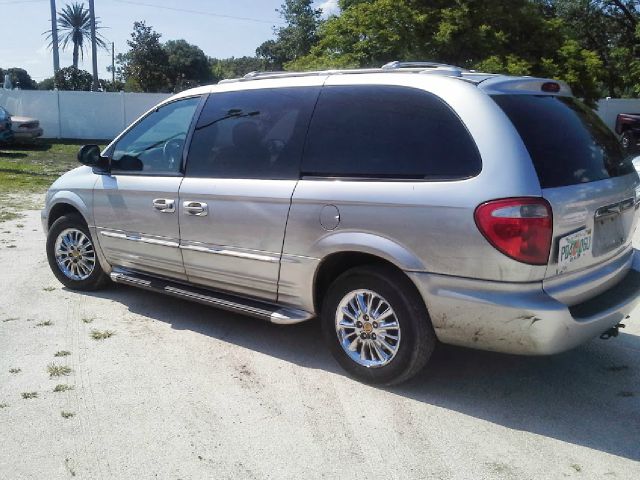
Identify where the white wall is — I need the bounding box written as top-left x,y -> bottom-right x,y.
0,89 -> 170,140
2,88 -> 640,140
596,98 -> 640,134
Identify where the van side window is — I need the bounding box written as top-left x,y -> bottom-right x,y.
111,96 -> 200,174
302,85 -> 481,179
186,87 -> 319,179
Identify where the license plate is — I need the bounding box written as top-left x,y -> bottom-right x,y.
557,228 -> 592,273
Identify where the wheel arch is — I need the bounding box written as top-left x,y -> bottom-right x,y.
46,192 -> 91,231
312,251 -> 427,316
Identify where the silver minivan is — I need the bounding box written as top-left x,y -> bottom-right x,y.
42,63 -> 640,384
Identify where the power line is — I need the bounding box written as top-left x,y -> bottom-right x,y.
112,0 -> 283,25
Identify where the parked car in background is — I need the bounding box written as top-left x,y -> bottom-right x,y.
42,63 -> 640,385
0,107 -> 12,143
0,106 -> 43,141
616,113 -> 640,154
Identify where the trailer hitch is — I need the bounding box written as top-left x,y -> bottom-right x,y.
600,322 -> 626,340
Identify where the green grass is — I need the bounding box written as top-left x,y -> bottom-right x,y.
8,368 -> 21,374
0,140 -> 100,194
21,392 -> 38,399
61,411 -> 75,419
54,350 -> 71,357
0,140 -> 106,223
36,320 -> 54,327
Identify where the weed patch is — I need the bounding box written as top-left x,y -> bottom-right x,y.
47,363 -> 72,377
91,329 -> 115,340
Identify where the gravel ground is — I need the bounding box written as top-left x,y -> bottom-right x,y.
1,207 -> 639,479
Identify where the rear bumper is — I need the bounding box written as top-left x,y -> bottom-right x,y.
408,249 -> 640,355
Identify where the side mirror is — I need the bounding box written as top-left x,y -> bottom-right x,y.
77,144 -> 108,171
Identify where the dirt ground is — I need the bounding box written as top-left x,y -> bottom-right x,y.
1,206 -> 639,479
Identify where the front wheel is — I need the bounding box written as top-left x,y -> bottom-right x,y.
46,214 -> 110,291
320,265 -> 436,385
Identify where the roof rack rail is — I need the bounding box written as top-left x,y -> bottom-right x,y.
381,61 -> 467,71
243,70 -> 288,79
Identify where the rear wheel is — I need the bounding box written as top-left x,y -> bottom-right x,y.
320,265 -> 435,385
46,214 -> 110,291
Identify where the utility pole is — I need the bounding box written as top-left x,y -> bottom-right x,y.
111,42 -> 115,85
49,0 -> 60,77
88,0 -> 99,91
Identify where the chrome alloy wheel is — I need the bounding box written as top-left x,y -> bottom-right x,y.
54,228 -> 96,281
335,289 -> 401,368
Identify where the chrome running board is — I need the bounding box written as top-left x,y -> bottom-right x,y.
110,270 -> 313,325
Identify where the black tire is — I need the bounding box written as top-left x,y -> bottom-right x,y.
46,213 -> 110,291
621,131 -> 637,154
320,265 -> 436,385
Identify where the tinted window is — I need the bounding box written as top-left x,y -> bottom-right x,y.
186,87 -> 319,179
493,95 -> 635,188
301,85 -> 481,179
111,96 -> 200,174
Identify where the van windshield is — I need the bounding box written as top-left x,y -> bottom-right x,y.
492,95 -> 635,188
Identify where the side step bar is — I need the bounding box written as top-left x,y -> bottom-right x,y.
110,270 -> 314,325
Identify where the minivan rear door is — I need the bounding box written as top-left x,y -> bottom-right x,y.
493,94 -> 640,281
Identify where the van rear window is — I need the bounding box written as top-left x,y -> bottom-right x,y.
492,95 -> 635,188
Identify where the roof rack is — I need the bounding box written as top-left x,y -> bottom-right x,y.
381,61 -> 467,71
217,61 -> 475,84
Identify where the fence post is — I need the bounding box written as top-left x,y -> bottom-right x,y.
55,89 -> 62,139
121,91 -> 126,132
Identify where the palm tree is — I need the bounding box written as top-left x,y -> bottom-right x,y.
45,2 -> 107,69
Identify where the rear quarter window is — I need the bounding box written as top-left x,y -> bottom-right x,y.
492,95 -> 635,188
302,85 -> 481,180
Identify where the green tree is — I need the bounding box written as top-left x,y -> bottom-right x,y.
256,0 -> 323,69
53,66 -> 93,90
554,0 -> 640,97
38,77 -> 57,90
117,21 -> 170,92
0,68 -> 38,89
164,40 -> 212,92
45,2 -> 108,69
209,57 -> 268,82
289,0 -> 424,69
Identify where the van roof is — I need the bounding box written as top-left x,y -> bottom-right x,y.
178,61 -> 572,98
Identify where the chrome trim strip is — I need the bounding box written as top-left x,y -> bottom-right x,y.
280,253 -> 320,264
179,243 -> 279,263
99,230 -> 179,248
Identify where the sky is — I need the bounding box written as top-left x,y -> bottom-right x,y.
0,0 -> 340,83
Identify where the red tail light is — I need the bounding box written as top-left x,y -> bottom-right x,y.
541,82 -> 560,93
474,198 -> 553,265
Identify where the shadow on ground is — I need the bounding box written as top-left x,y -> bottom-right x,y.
82,283 -> 640,461
0,141 -> 52,152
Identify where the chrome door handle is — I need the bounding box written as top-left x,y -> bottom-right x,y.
152,198 -> 175,212
183,201 -> 208,216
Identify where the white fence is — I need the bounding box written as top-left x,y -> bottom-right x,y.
596,98 -> 640,133
0,89 -> 170,140
1,89 -> 640,141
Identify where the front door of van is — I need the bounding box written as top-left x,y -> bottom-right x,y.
179,85 -> 321,301
93,96 -> 201,280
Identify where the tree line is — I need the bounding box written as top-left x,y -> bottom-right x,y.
3,0 -> 639,106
